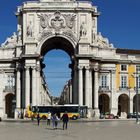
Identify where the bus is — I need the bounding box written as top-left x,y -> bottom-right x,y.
29,104 -> 87,120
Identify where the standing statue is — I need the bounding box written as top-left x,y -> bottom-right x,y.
80,22 -> 87,37
27,21 -> 33,37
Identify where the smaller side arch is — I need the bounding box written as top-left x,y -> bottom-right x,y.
99,94 -> 110,114
5,93 -> 15,118
133,94 -> 140,113
118,94 -> 129,117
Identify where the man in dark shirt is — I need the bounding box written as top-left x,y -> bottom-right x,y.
61,111 -> 69,130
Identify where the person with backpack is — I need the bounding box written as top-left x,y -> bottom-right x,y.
61,111 -> 69,130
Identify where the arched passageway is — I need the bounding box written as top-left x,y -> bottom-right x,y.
133,94 -> 140,113
40,36 -> 76,101
5,93 -> 15,118
118,94 -> 129,116
99,94 -> 109,114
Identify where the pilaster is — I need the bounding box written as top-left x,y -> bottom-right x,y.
25,66 -> 30,108
78,66 -> 83,106
32,66 -> 37,106
93,65 -> 100,118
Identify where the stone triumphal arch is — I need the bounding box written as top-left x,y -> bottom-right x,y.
1,0 -> 139,119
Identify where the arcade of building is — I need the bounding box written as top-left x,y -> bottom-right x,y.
0,0 -> 140,119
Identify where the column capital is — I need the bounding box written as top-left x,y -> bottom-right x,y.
36,65 -> 41,72
15,67 -> 21,72
111,69 -> 116,74
31,66 -> 36,70
94,67 -> 99,72
24,66 -> 30,70
85,66 -> 90,70
78,66 -> 84,70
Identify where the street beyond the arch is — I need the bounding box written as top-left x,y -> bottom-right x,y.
0,120 -> 140,140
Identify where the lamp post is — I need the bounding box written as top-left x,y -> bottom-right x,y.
136,75 -> 139,124
132,73 -> 139,124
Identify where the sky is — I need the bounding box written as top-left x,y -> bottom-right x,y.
0,0 -> 140,97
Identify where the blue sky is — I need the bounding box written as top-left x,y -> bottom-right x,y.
0,0 -> 140,96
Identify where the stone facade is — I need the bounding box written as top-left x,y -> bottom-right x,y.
0,0 -> 140,119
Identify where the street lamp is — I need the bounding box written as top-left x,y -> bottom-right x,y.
132,74 -> 139,124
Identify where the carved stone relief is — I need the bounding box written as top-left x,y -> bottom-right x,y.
92,32 -> 114,48
37,11 -> 76,41
37,13 -> 48,29
1,32 -> 18,48
49,11 -> 65,30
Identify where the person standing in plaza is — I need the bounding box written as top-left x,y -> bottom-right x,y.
47,111 -> 51,126
61,111 -> 69,130
37,113 -> 40,126
51,113 -> 59,129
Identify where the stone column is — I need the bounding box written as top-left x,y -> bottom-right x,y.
16,68 -> 21,109
89,69 -> 93,108
73,66 -> 78,104
25,66 -> 30,108
78,66 -> 83,106
130,98 -> 133,113
85,66 -> 93,118
85,66 -> 90,107
15,68 -> 21,119
93,68 -> 100,117
110,70 -> 117,115
129,89 -> 133,113
32,66 -> 37,106
36,66 -> 40,105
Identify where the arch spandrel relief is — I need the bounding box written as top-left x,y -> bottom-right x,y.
37,11 -> 77,42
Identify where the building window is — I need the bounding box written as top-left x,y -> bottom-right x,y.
121,75 -> 127,88
121,64 -> 127,71
7,75 -> 15,87
100,75 -> 107,87
138,75 -> 140,88
136,66 -> 140,88
136,65 -> 140,73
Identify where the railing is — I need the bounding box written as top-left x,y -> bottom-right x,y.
134,87 -> 140,91
3,86 -> 15,92
119,87 -> 129,90
99,86 -> 110,92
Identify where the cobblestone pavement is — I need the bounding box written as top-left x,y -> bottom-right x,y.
0,120 -> 140,140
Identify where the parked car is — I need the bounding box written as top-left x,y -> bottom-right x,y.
127,112 -> 140,118
104,112 -> 119,119
100,112 -> 118,119
100,113 -> 105,119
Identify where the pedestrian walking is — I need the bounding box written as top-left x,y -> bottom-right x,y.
47,111 -> 51,126
61,111 -> 69,130
51,113 -> 59,129
37,113 -> 40,126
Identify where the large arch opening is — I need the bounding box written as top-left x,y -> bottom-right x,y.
40,36 -> 75,101
5,93 -> 15,118
118,94 -> 129,116
99,94 -> 109,114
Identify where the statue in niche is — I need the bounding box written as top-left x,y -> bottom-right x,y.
27,21 -> 33,37
80,22 -> 87,37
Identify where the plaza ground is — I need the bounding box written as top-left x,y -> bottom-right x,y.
0,120 -> 140,140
